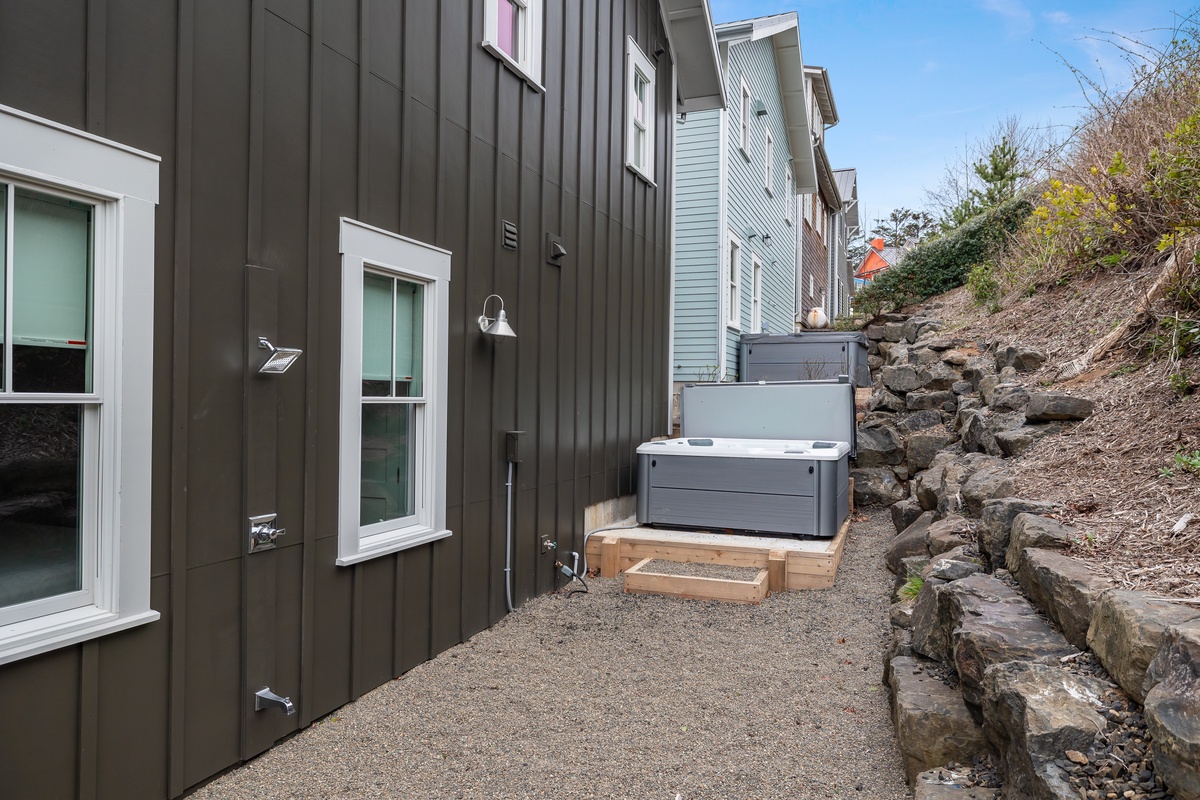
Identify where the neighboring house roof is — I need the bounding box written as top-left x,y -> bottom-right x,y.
714,12 -> 817,194
854,238 -> 908,281
803,65 -> 838,126
661,0 -> 725,112
833,168 -> 859,233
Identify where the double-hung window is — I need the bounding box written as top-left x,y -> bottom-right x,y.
338,219 -> 450,566
483,0 -> 544,89
726,233 -> 741,329
625,37 -> 656,183
0,104 -> 159,666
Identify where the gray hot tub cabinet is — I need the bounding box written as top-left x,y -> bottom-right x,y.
636,439 -> 850,538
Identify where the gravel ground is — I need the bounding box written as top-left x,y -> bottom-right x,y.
190,509 -> 908,800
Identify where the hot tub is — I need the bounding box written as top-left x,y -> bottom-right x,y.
635,438 -> 850,538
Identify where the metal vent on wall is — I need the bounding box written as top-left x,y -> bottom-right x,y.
502,220 -> 518,250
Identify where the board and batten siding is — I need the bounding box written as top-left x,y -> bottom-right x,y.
671,107 -> 722,382
722,36 -> 797,378
0,1 -> 674,798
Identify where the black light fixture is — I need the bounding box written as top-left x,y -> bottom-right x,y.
762,233 -> 772,245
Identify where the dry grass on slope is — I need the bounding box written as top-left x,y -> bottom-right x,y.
924,263 -> 1200,599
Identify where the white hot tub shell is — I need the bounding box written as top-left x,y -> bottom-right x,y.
635,438 -> 850,538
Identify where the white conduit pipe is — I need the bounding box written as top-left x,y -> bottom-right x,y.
504,459 -> 515,613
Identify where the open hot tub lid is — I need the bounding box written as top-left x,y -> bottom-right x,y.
679,380 -> 858,458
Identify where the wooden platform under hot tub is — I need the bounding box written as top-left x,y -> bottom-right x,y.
584,516 -> 850,602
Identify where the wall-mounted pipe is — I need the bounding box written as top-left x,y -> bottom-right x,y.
504,459 -> 515,613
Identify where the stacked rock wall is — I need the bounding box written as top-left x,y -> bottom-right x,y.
858,313 -> 1197,800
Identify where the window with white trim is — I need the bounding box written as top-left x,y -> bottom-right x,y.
751,255 -> 763,333
0,104 -> 159,666
764,131 -> 774,194
786,168 -> 794,224
338,219 -> 451,566
739,79 -> 751,153
726,233 -> 741,329
625,37 -> 656,183
483,0 -> 544,88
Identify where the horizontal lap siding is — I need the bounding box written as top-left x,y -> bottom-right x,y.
724,37 -> 797,378
0,0 -> 674,797
672,107 -> 720,381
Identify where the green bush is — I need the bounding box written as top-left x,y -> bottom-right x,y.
853,196 -> 1033,315
967,262 -> 1001,311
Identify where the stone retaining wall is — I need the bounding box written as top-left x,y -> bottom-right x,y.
858,312 -> 1198,800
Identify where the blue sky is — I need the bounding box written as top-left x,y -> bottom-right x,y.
708,0 -> 1194,234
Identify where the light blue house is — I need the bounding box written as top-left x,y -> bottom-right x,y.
671,12 -> 818,397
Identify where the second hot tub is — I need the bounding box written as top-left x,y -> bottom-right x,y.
635,438 -> 850,538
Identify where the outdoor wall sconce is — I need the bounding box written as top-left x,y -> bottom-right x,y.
752,99 -> 768,117
257,337 -> 303,374
761,233 -> 772,245
478,294 -> 517,338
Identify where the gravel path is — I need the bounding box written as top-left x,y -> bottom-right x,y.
191,509 -> 908,800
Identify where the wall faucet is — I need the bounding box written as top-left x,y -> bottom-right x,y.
254,687 -> 296,716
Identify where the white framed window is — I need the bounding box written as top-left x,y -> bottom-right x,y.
764,131 -> 774,194
726,232 -> 741,329
739,79 -> 751,154
625,37 -> 656,183
786,168 -> 794,224
482,0 -> 544,90
0,104 -> 159,666
338,218 -> 451,566
751,255 -> 763,333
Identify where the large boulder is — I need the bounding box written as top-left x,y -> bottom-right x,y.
907,391 -> 958,412
994,344 -> 1047,373
986,383 -> 1031,412
858,422 -> 906,467
883,364 -> 923,393
921,362 -> 962,392
945,574 -> 1079,707
1144,622 -> 1200,800
904,316 -> 943,343
869,387 -> 907,413
978,498 -> 1057,571
851,467 -> 907,506
1005,513 -> 1073,577
911,578 -> 953,663
961,357 -> 997,391
891,497 -> 925,534
960,468 -> 1015,516
886,512 -> 937,575
1025,392 -> 1095,422
907,429 -> 954,471
927,514 -> 974,556
922,546 -> 984,582
889,655 -> 991,785
1087,589 -> 1200,702
982,661 -> 1108,800
959,411 -> 997,455
1015,548 -> 1113,649
897,409 -> 948,434
994,427 -> 1036,458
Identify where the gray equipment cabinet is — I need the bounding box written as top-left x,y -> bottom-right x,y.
740,331 -> 871,386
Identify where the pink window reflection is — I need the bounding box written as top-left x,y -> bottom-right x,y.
498,0 -> 519,60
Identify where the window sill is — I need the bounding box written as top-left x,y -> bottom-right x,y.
764,187 -> 773,198
726,322 -> 742,332
0,606 -> 160,667
337,527 -> 453,566
738,147 -> 751,163
481,42 -> 546,93
626,162 -> 657,187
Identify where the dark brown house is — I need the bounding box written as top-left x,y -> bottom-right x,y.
0,2 -> 722,797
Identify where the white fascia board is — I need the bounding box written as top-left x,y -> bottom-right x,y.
772,30 -> 817,194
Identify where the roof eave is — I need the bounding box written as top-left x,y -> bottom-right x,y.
660,0 -> 726,112
803,65 -> 838,127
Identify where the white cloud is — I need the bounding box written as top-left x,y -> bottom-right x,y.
922,60 -> 939,73
1043,10 -> 1072,24
977,0 -> 1034,35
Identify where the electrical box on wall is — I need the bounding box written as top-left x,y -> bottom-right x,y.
505,430 -> 526,463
